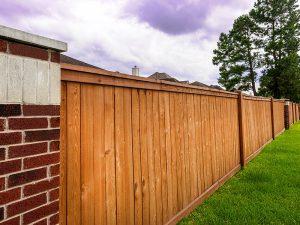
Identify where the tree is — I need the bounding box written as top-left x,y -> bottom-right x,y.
251,0 -> 300,101
213,15 -> 261,95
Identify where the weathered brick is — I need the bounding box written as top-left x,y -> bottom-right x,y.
23,105 -> 60,116
0,177 -> 4,191
0,148 -> 5,161
33,219 -> 47,225
0,207 -> 3,221
50,117 -> 60,128
50,164 -> 59,177
23,201 -> 59,224
0,159 -> 21,176
50,141 -> 60,152
0,40 -> 7,52
24,177 -> 59,197
7,193 -> 47,217
25,129 -> 60,142
0,132 -> 22,145
0,216 -> 20,225
50,52 -> 60,63
49,188 -> 59,202
8,142 -> 47,159
0,119 -> 5,131
24,153 -> 59,169
0,188 -> 21,205
8,168 -> 47,188
9,118 -> 48,130
0,104 -> 21,117
9,42 -> 49,61
50,213 -> 59,225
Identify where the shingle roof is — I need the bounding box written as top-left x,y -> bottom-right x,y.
148,72 -> 178,81
190,81 -> 209,88
60,54 -> 100,69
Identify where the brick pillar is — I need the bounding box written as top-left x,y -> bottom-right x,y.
0,25 -> 67,225
284,101 -> 290,130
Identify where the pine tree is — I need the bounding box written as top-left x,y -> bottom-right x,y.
213,15 -> 261,95
251,0 -> 300,101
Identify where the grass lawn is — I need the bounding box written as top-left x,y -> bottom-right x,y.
179,122 -> 300,225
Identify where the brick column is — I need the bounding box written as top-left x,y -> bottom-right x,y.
0,25 -> 67,225
284,101 -> 290,130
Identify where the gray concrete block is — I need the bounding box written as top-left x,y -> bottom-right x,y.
7,56 -> 22,103
23,58 -> 37,104
49,63 -> 60,104
37,61 -> 49,104
0,53 -> 7,102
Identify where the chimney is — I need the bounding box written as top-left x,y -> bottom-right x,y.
132,65 -> 139,76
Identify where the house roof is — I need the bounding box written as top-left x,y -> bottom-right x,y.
190,81 -> 210,88
60,54 -> 100,69
148,72 -> 178,81
210,85 -> 224,90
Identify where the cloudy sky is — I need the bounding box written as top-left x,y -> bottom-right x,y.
0,0 -> 255,85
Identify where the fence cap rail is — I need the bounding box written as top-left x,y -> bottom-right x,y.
61,63 -> 239,98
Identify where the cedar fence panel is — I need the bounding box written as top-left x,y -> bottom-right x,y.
273,100 -> 285,136
60,64 -> 299,225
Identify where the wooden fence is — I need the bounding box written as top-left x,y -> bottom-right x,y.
59,64 -> 299,225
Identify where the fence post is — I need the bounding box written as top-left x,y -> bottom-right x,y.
238,91 -> 246,167
271,97 -> 275,139
284,101 -> 290,130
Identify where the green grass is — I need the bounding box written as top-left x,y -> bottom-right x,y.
179,122 -> 300,225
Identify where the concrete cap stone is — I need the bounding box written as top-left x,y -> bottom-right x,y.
0,25 -> 67,52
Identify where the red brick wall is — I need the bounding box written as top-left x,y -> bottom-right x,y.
0,104 -> 60,225
0,39 -> 60,63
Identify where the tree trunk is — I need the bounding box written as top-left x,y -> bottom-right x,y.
247,46 -> 257,96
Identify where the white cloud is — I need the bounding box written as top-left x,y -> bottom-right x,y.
0,0 -> 255,85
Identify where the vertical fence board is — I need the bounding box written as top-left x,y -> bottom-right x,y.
153,91 -> 163,225
158,92 -> 168,224
124,88 -> 135,225
115,87 -> 126,225
132,89 -> 143,225
139,90 -> 150,225
104,86 -> 117,225
93,85 -> 106,225
66,82 -> 81,225
59,81 -> 67,225
81,84 -> 95,225
170,93 -> 178,215
146,90 -> 157,225
164,92 -> 173,220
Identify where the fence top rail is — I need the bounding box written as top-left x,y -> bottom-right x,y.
273,99 -> 286,103
61,63 -> 239,98
244,95 -> 272,102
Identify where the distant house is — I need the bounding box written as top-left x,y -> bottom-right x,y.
60,54 -> 100,69
209,85 -> 224,91
149,72 -> 224,91
148,72 -> 179,82
190,81 -> 210,88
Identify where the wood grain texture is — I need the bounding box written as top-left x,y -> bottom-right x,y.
59,81 -> 67,225
61,67 -> 293,225
66,82 -> 81,225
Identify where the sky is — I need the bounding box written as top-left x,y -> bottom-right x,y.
0,0 -> 255,85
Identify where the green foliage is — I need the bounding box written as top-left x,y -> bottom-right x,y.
213,15 -> 261,95
251,0 -> 300,101
180,122 -> 300,224
214,0 -> 300,102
